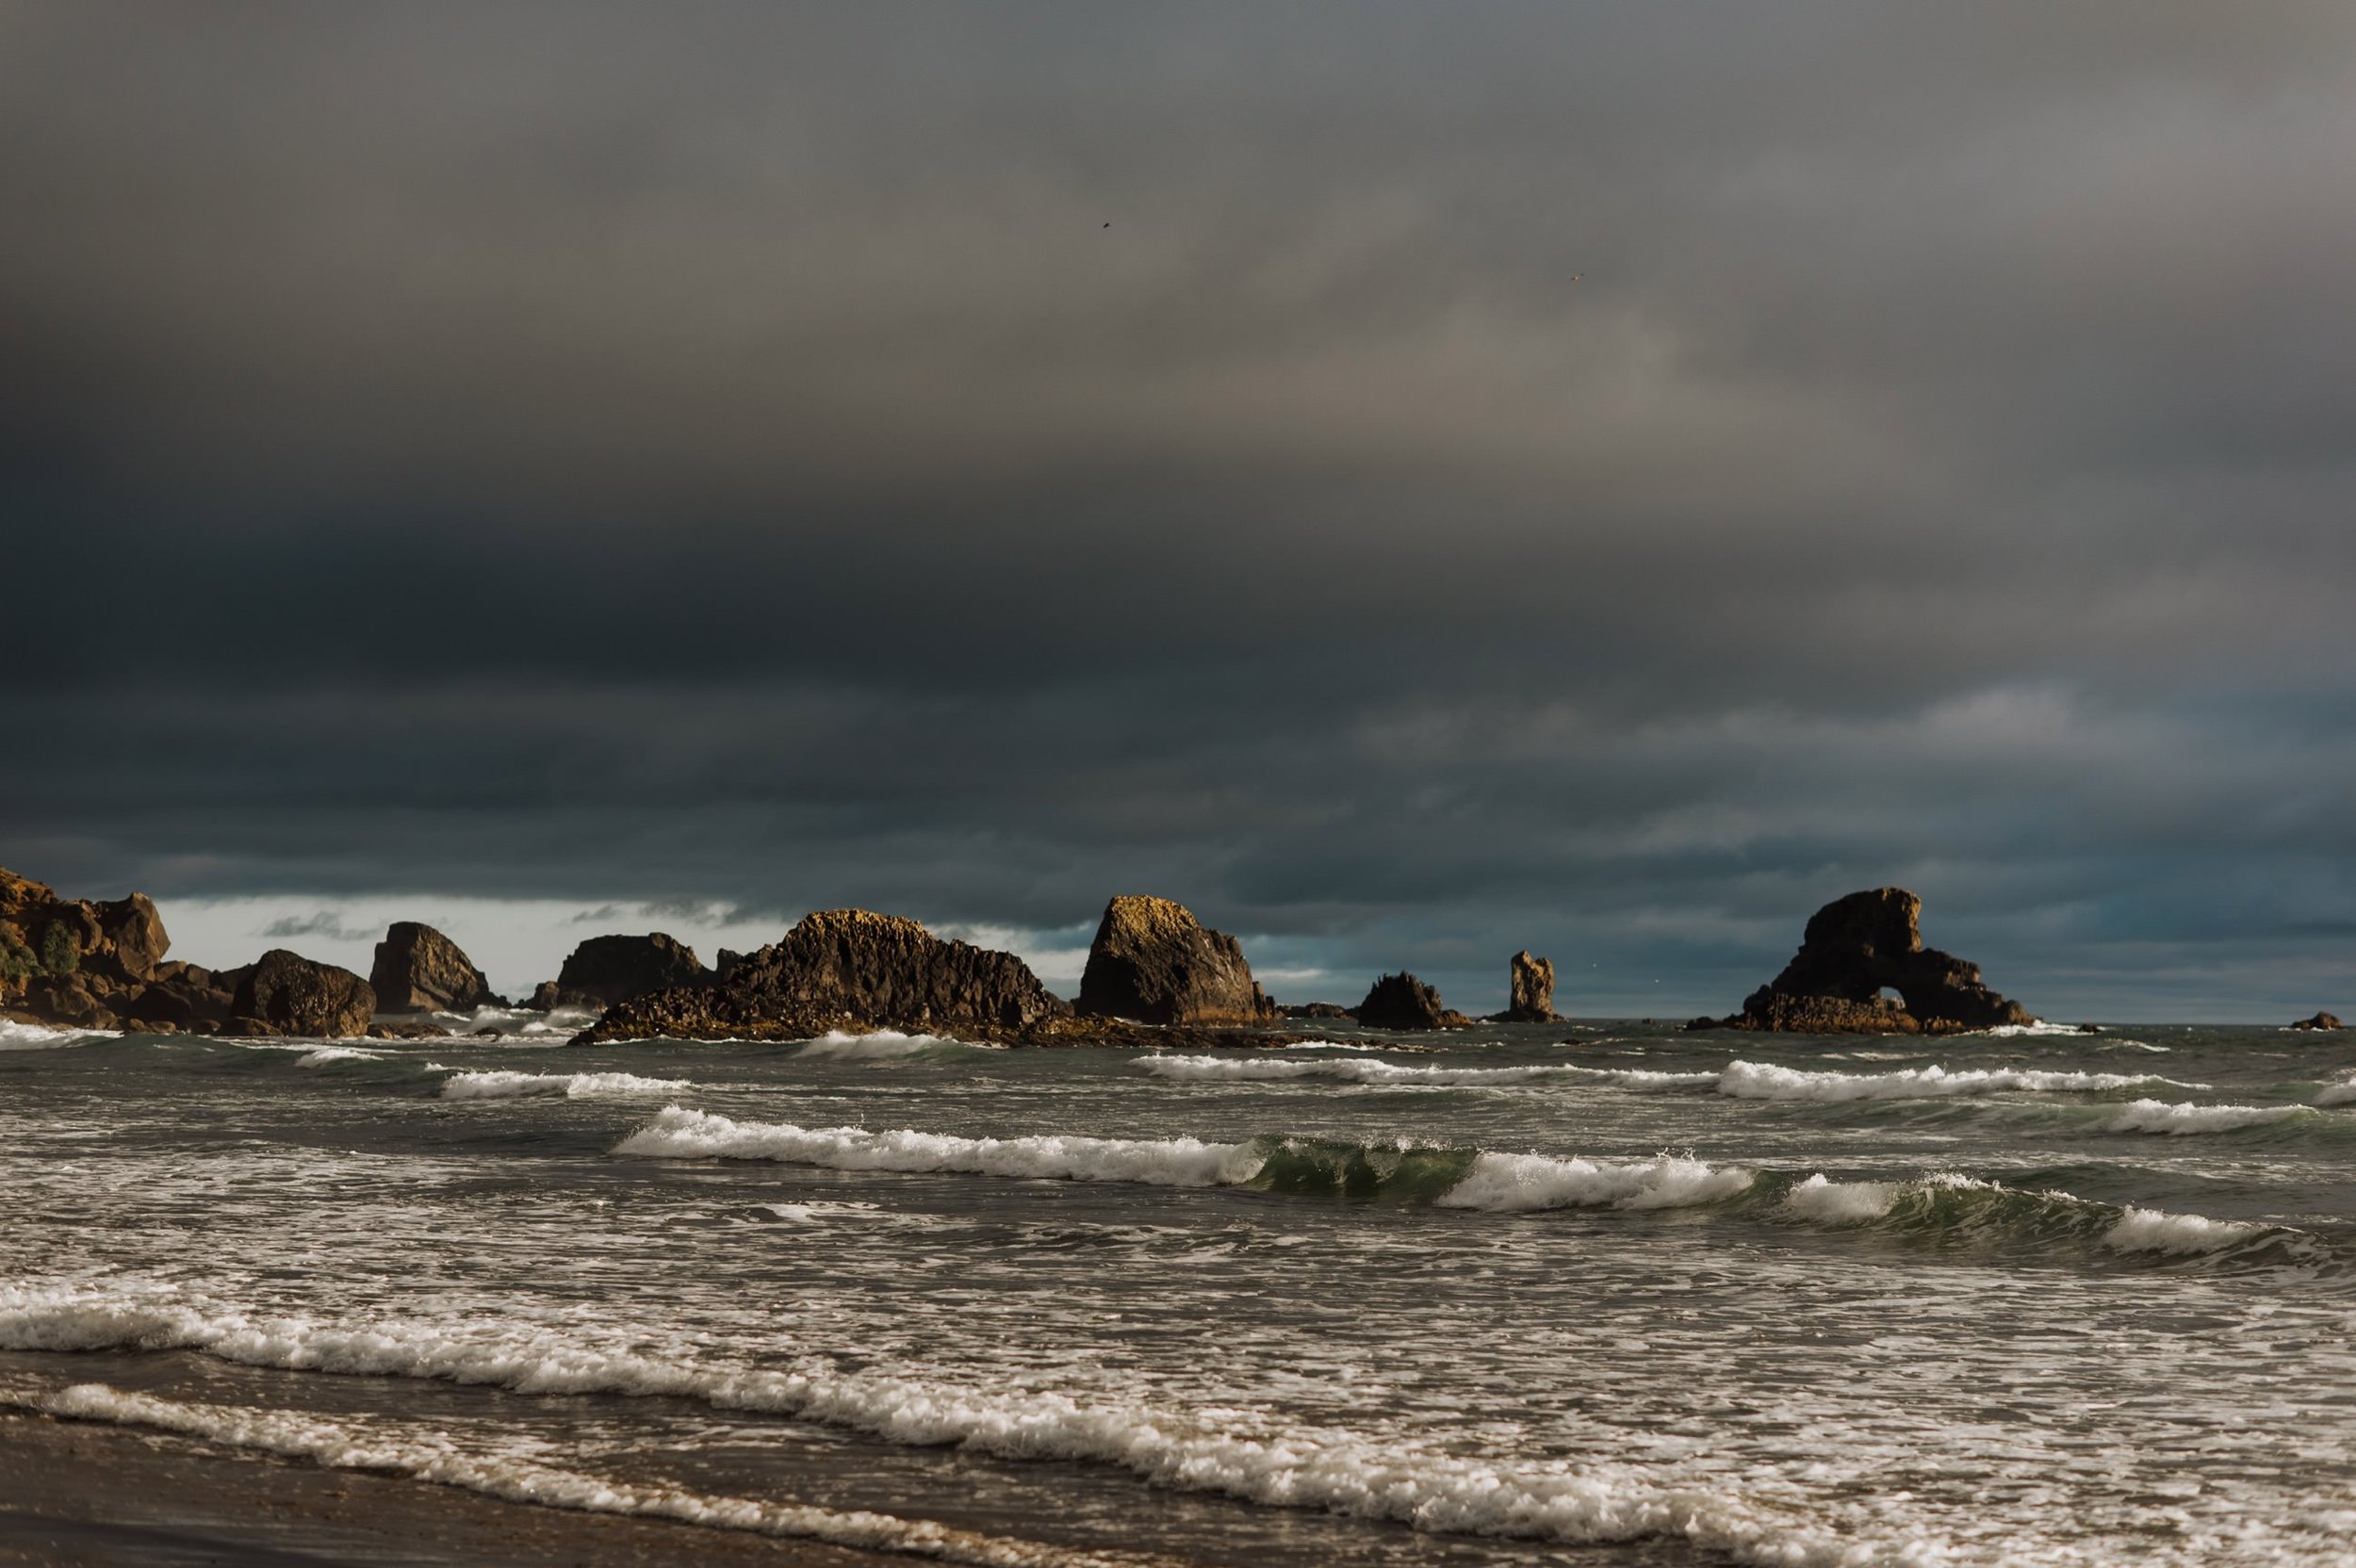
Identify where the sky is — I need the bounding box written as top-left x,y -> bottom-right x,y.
5,4 -> 2354,1018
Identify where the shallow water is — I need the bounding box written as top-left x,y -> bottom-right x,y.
6,1019 -> 2356,1564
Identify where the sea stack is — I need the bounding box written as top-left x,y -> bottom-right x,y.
1355,971 -> 1466,1031
2290,1012 -> 2345,1031
369,922 -> 503,1013
530,932 -> 708,1010
1491,951 -> 1562,1022
1697,888 -> 2032,1035
221,950 -> 377,1037
1076,895 -> 1275,1025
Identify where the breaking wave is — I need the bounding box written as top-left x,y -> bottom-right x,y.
1137,1055 -> 1714,1091
294,1046 -> 380,1068
1771,1172 -> 2306,1264
0,1019 -> 118,1051
1720,1060 -> 2192,1102
441,1070 -> 692,1101
0,1283 -> 1920,1566
2098,1100 -> 2308,1135
614,1109 -> 1752,1212
793,1029 -> 986,1060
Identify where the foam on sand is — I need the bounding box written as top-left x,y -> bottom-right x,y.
441,1070 -> 692,1101
1719,1060 -> 2192,1102
0,1284 -> 1938,1566
10,1381 -> 1158,1568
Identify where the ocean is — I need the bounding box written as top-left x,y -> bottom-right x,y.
4,1015 -> 2353,1565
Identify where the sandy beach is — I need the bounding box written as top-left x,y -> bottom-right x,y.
0,1410 -> 907,1568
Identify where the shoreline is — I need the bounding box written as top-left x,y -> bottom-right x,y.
0,1408 -> 940,1568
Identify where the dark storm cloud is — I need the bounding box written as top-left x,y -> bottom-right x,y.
5,3 -> 2354,1015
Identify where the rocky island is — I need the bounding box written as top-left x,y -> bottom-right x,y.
1691,888 -> 2035,1034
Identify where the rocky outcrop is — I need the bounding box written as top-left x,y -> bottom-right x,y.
538,933 -> 708,1010
1354,972 -> 1470,1031
368,922 -> 503,1013
579,909 -> 1064,1042
575,907 -> 1301,1048
220,950 -> 376,1037
1693,888 -> 2033,1035
1489,951 -> 1562,1022
1279,1002 -> 1354,1021
1,867 -> 183,1030
2291,1012 -> 2345,1031
1076,895 -> 1274,1025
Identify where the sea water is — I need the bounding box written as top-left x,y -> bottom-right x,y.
5,1017 -> 2355,1564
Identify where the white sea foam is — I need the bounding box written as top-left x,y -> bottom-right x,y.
615,1108 -> 1260,1186
1982,1021 -> 2091,1037
2102,1206 -> 2268,1256
1437,1152 -> 1754,1211
0,1284 -> 1930,1567
794,1029 -> 972,1059
1780,1173 -> 1901,1224
441,1070 -> 692,1101
2099,1100 -> 2305,1135
294,1046 -> 380,1067
1139,1055 -> 1714,1091
16,1381 -> 1145,1568
0,1019 -> 119,1050
2314,1080 -> 2356,1107
1719,1060 -> 2190,1102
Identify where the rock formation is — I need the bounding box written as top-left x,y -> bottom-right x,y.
1693,888 -> 2034,1035
1279,1002 -> 1353,1021
533,933 -> 708,1010
2291,1012 -> 2345,1031
220,949 -> 376,1037
1354,972 -> 1469,1031
1489,951 -> 1562,1022
1076,895 -> 1274,1025
1,866 -> 188,1030
368,922 -> 503,1013
576,907 -> 1301,1048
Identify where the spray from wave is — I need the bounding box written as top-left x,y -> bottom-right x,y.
1720,1060 -> 2194,1102
1138,1055 -> 1714,1091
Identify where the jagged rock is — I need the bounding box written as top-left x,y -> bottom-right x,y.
0,867 -> 176,1028
576,908 -> 1301,1048
2291,1012 -> 2345,1031
581,909 -> 1064,1041
1279,1002 -> 1354,1021
1354,972 -> 1469,1031
368,922 -> 503,1013
543,933 -> 707,1009
1698,889 -> 2033,1035
1489,951 -> 1562,1022
1077,895 -> 1274,1025
221,950 -> 376,1037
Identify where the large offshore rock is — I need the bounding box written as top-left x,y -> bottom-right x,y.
544,933 -> 708,1009
222,950 -> 377,1037
1354,972 -> 1468,1031
581,909 -> 1068,1042
1076,895 -> 1274,1025
1699,889 -> 2034,1035
1490,951 -> 1562,1022
369,922 -> 503,1013
2290,1012 -> 2345,1031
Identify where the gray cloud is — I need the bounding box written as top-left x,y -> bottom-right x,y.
4,4 -> 2353,1016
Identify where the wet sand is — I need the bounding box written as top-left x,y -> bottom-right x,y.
0,1411 -> 904,1568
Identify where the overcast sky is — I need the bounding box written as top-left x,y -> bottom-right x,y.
6,4 -> 2353,1017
